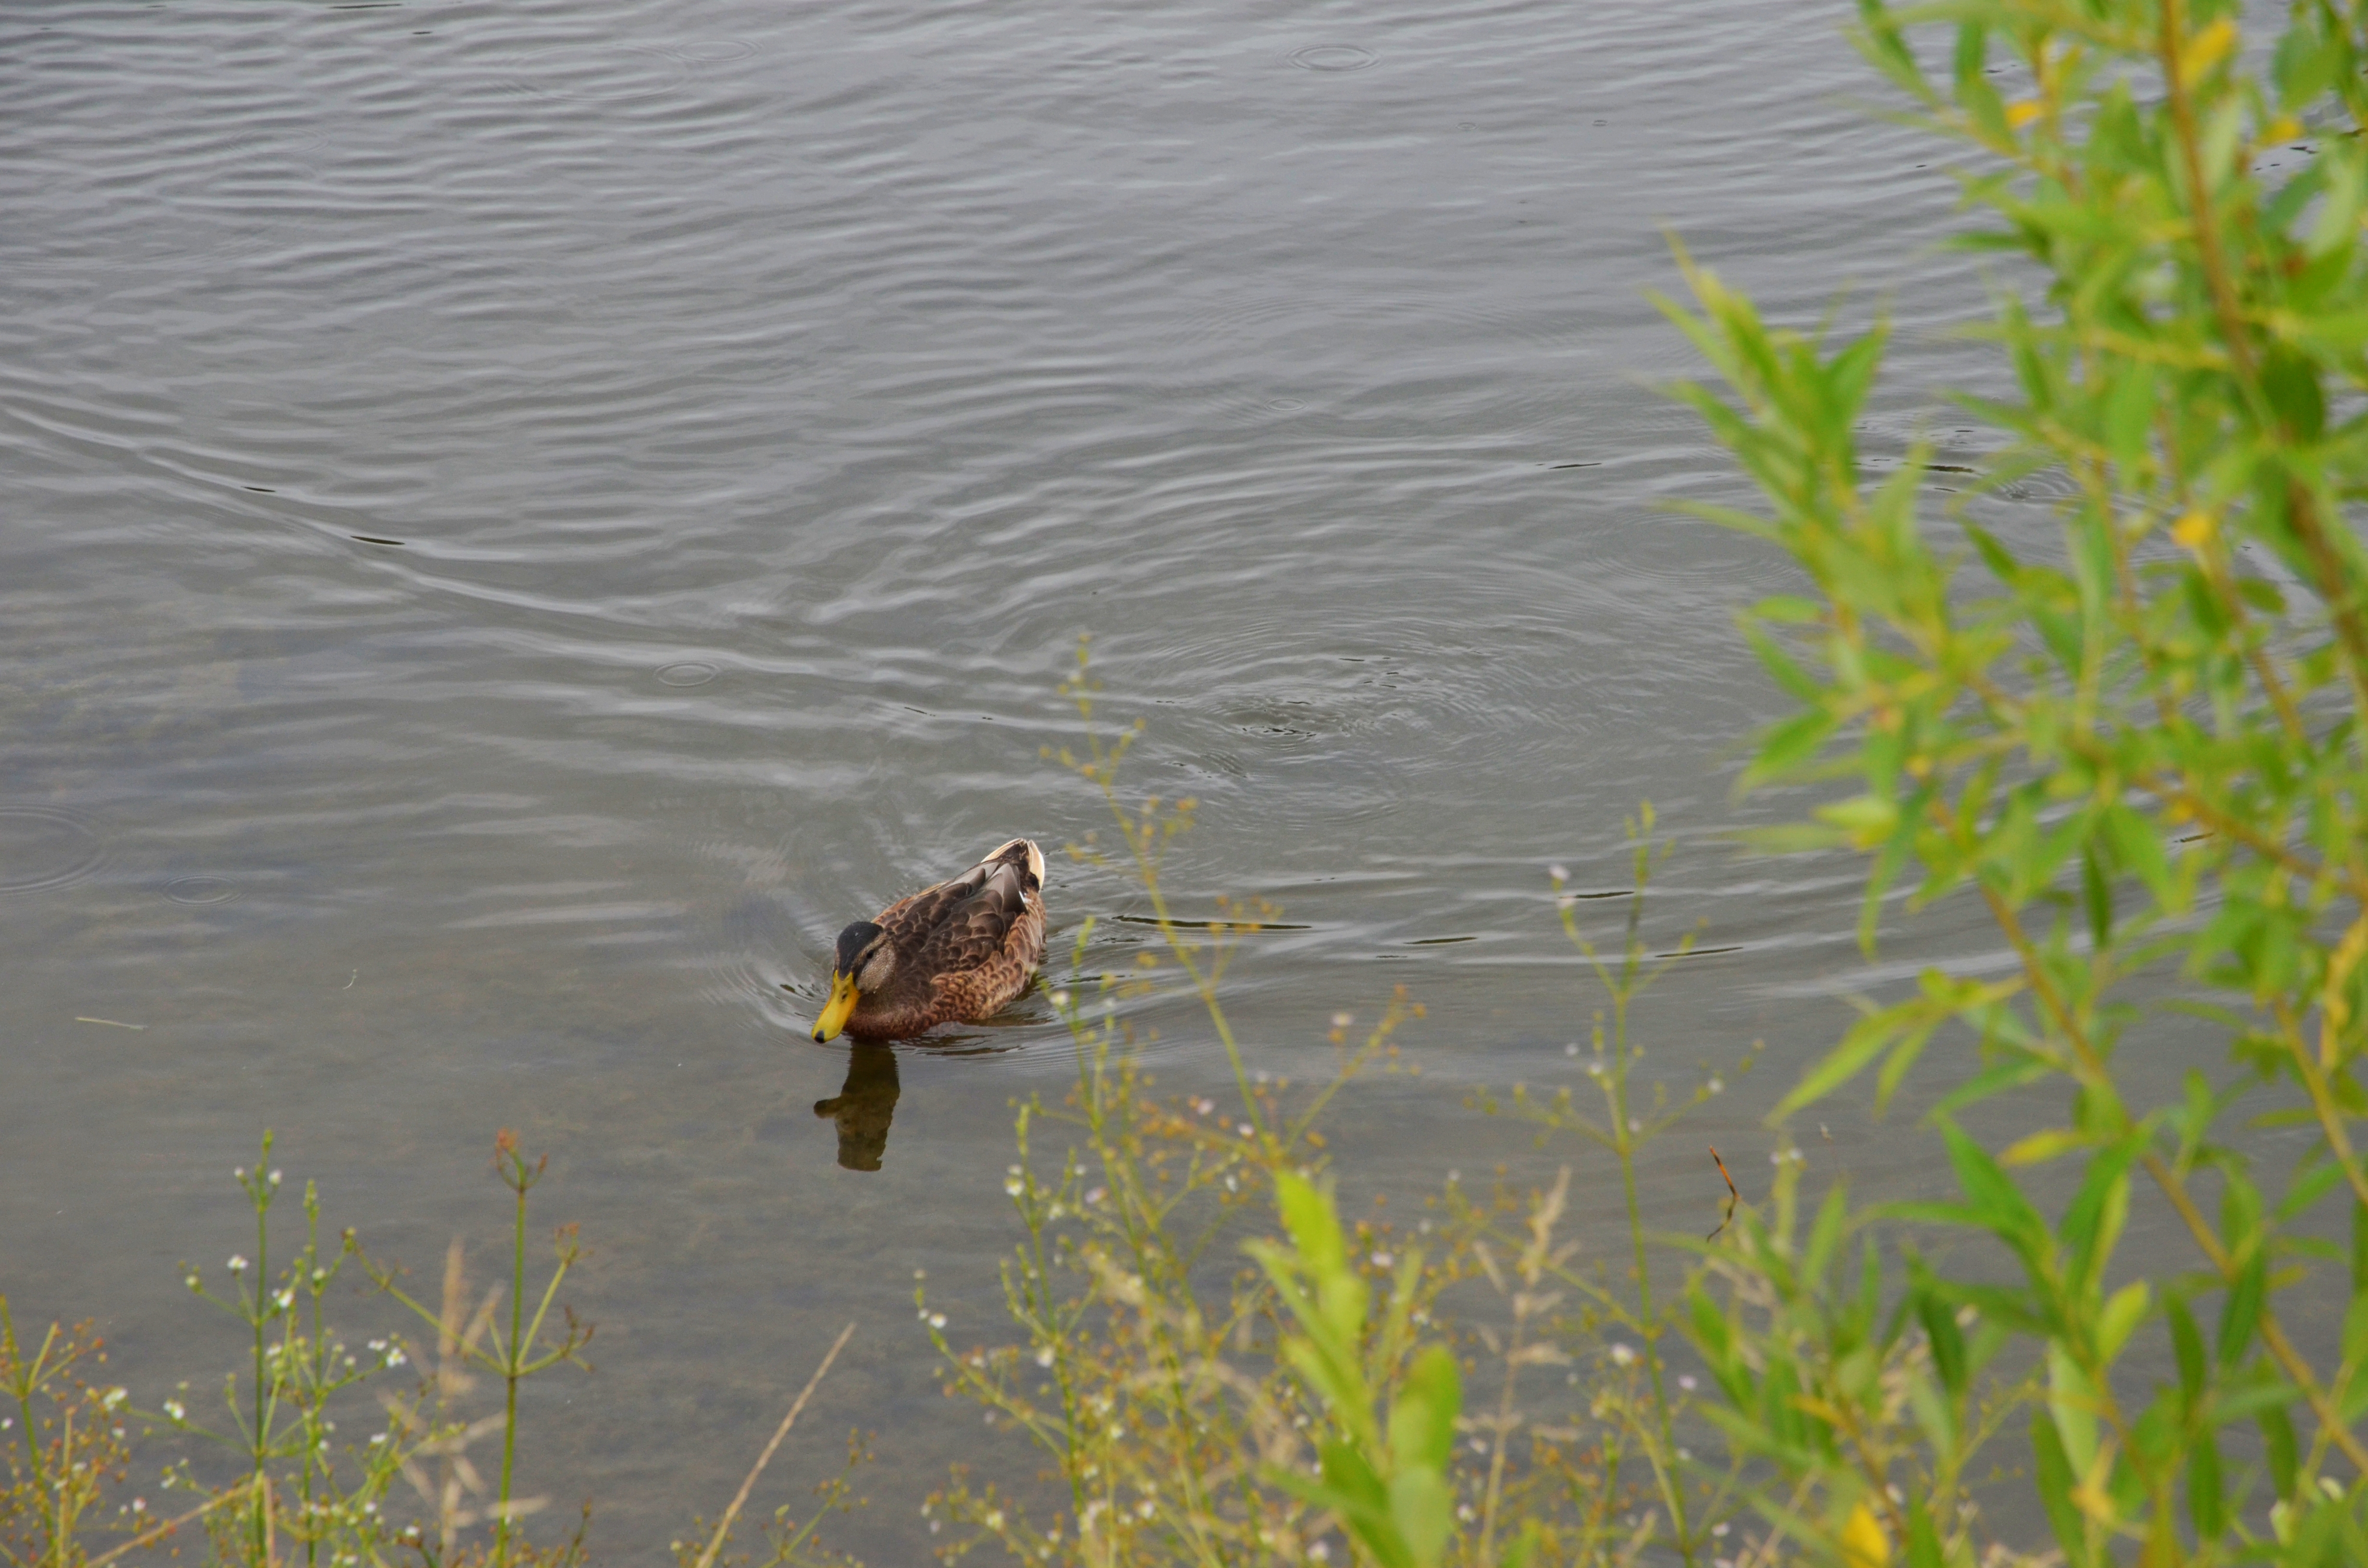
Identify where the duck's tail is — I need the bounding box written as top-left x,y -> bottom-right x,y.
981,837 -> 1045,886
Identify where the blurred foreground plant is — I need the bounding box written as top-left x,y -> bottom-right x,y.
1,1304 -> 142,1568
1468,811 -> 1760,1568
929,650 -> 1735,1567
3,1134 -> 863,1568
360,1131 -> 590,1568
1661,0 -> 2368,1561
155,1134 -> 421,1568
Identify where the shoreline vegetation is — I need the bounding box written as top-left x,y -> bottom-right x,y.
10,0 -> 2368,1562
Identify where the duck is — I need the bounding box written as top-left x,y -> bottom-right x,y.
808,838 -> 1047,1041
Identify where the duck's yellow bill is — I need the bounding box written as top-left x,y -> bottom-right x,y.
812,972 -> 861,1042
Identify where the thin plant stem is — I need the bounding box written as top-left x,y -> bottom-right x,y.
497,1162 -> 527,1564
83,1489 -> 244,1568
693,1323 -> 855,1568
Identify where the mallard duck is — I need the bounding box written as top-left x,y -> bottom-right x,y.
809,838 -> 1046,1041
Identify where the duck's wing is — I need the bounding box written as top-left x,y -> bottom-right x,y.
878,840 -> 1044,979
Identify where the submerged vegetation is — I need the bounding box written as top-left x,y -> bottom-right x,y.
10,0 -> 2368,1564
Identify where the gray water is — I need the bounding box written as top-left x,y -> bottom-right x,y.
2,0 -> 2146,1556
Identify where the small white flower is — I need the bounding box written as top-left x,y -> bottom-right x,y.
226,1255 -> 248,1273
132,1498 -> 146,1513
162,1400 -> 185,1422
1628,1116 -> 1642,1133
1565,1042 -> 1579,1056
1707,1076 -> 1723,1093
269,1170 -> 283,1187
234,1168 -> 246,1181
1548,864 -> 1569,882
1446,1169 -> 1459,1184
1679,1375 -> 1697,1391
185,1274 -> 200,1290
1237,1123 -> 1254,1138
1035,1347 -> 1054,1368
382,1347 -> 406,1368
1136,1500 -> 1155,1519
103,1387 -> 127,1410
1331,1012 -> 1354,1029
1713,1524 -> 1730,1538
984,1510 -> 1004,1531
929,1312 -> 947,1329
1310,1544 -> 1330,1562
1587,1059 -> 1606,1077
1004,1177 -> 1023,1197
1051,991 -> 1071,1009
1609,1343 -> 1637,1367
1457,1504 -> 1478,1522
1085,1187 -> 1106,1204
1370,1252 -> 1394,1269
272,1289 -> 295,1311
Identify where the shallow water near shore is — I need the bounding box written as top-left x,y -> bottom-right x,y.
0,0 -> 2195,1555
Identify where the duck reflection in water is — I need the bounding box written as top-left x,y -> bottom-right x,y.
814,1042 -> 900,1172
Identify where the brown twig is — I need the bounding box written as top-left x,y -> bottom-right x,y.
1706,1147 -> 1739,1241
693,1323 -> 856,1568
84,1489 -> 246,1568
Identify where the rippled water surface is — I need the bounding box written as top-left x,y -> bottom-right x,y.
4,0 -> 2111,1553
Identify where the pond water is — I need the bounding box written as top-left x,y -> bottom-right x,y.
2,0 -> 2150,1556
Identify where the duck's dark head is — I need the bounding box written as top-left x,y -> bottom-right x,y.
813,921 -> 893,1041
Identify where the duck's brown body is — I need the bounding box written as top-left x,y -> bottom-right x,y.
824,838 -> 1046,1041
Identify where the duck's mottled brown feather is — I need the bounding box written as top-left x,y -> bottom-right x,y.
846,838 -> 1045,1039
